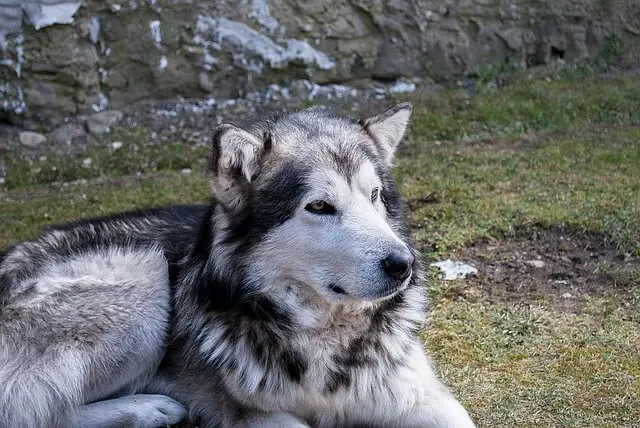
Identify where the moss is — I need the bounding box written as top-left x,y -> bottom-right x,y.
599,33 -> 628,66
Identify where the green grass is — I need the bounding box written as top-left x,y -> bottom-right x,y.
2,73 -> 639,427
424,298 -> 640,427
398,126 -> 640,256
599,33 -> 629,67
3,126 -> 209,189
0,172 -> 210,246
400,76 -> 640,142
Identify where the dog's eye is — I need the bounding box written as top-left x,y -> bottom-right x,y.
370,188 -> 380,202
305,200 -> 336,215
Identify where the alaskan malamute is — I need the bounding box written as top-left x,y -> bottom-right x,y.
0,103 -> 475,427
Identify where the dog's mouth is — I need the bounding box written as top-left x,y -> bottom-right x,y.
373,282 -> 408,301
327,275 -> 411,301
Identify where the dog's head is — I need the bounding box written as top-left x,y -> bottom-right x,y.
208,103 -> 418,303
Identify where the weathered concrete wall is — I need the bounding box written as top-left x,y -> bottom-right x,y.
2,0 -> 639,129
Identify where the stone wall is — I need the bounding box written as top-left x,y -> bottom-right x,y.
2,0 -> 639,130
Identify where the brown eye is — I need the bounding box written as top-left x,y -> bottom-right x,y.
305,200 -> 336,215
371,188 -> 380,202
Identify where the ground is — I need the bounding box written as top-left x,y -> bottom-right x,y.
1,69 -> 639,427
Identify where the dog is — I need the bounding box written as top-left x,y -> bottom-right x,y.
0,103 -> 476,428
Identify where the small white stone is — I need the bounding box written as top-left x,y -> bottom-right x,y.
180,168 -> 192,175
82,158 -> 92,168
158,55 -> 168,70
431,260 -> 478,281
525,259 -> 545,268
111,141 -> 123,150
554,280 -> 568,286
389,81 -> 416,94
86,110 -> 122,135
561,292 -> 573,299
20,131 -> 47,148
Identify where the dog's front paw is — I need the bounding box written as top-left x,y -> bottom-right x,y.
66,394 -> 187,428
407,400 -> 476,428
132,394 -> 188,427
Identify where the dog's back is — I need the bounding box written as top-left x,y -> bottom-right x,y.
0,205 -> 206,427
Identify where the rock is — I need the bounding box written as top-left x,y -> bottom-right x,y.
287,80 -> 312,100
198,72 -> 215,93
2,0 -> 639,132
431,260 -> 478,281
561,292 -> 574,299
19,131 -> 47,149
388,80 -> 416,94
111,141 -> 123,150
497,28 -> 537,52
24,82 -> 59,108
48,123 -> 86,145
82,157 -> 92,168
525,259 -> 546,268
86,110 -> 123,135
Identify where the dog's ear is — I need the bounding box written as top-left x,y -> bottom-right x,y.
360,102 -> 412,167
210,124 -> 271,211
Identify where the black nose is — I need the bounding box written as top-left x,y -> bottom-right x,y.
382,249 -> 414,282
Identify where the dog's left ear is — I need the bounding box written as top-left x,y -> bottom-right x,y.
209,124 -> 271,212
360,102 -> 413,167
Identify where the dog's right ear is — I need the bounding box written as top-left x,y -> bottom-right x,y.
210,124 -> 271,211
360,102 -> 412,168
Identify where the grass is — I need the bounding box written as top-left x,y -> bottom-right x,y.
398,125 -> 640,257
400,75 -> 640,142
3,126 -> 209,189
2,72 -> 639,427
424,299 -> 640,427
0,173 -> 210,247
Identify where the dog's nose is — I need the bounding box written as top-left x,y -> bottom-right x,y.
382,249 -> 414,282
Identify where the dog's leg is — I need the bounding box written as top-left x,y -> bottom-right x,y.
61,394 -> 187,428
402,397 -> 476,428
398,347 -> 476,428
0,248 -> 177,428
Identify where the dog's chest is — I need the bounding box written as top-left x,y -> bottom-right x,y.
270,339 -> 425,427
240,316 -> 419,420
198,293 -> 427,421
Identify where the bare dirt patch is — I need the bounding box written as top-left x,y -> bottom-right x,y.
444,227 -> 640,312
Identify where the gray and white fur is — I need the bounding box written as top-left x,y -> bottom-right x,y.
0,103 -> 476,428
